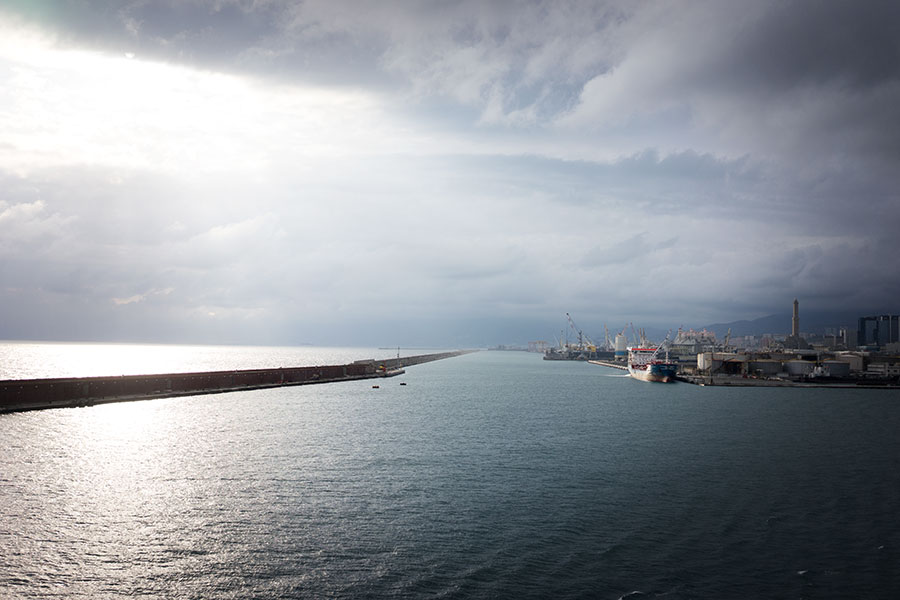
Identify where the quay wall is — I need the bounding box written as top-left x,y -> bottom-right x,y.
0,350 -> 473,414
677,373 -> 900,388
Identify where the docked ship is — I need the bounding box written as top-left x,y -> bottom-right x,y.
543,312 -> 615,361
627,346 -> 678,383
543,346 -> 615,361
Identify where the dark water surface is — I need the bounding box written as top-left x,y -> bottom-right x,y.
2,350 -> 899,598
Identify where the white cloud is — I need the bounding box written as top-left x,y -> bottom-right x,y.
111,287 -> 174,305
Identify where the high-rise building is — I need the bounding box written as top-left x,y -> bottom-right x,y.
840,327 -> 858,349
857,315 -> 900,348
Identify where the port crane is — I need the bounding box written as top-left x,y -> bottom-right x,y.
566,313 -> 597,352
651,330 -> 673,361
630,323 -> 647,346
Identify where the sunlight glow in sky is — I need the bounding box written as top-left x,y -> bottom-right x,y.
0,18 -> 401,177
0,2 -> 897,346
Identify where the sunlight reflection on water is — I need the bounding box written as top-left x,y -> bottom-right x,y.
0,342 -> 427,380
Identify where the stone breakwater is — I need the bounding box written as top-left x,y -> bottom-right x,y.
0,350 -> 474,414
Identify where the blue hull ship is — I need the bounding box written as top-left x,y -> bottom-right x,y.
628,347 -> 677,383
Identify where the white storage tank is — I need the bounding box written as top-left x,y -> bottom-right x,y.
833,353 -> 864,372
785,360 -> 815,376
614,334 -> 627,358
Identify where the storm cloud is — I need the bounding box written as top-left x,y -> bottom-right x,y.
1,0 -> 898,346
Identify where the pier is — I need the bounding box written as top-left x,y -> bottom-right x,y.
0,350 -> 474,414
587,360 -> 627,371
586,360 -> 899,388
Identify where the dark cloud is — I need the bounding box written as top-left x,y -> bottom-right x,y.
4,0 -> 402,87
724,1 -> 900,91
9,1 -> 900,117
731,3 -> 900,166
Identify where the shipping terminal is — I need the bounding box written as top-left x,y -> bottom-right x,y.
540,302 -> 900,387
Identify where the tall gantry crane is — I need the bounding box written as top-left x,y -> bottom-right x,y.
566,313 -> 597,352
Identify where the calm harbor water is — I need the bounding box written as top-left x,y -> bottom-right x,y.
2,346 -> 899,598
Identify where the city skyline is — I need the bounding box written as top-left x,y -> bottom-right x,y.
1,1 -> 898,347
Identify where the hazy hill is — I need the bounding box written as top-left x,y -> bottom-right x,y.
580,310 -> 882,348
703,310 -> 865,339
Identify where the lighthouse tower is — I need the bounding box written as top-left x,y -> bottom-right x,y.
792,298 -> 800,338
785,298 -> 808,349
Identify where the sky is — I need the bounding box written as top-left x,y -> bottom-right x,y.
1,0 -> 898,347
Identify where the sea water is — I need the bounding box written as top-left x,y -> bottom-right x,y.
1,347 -> 899,598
